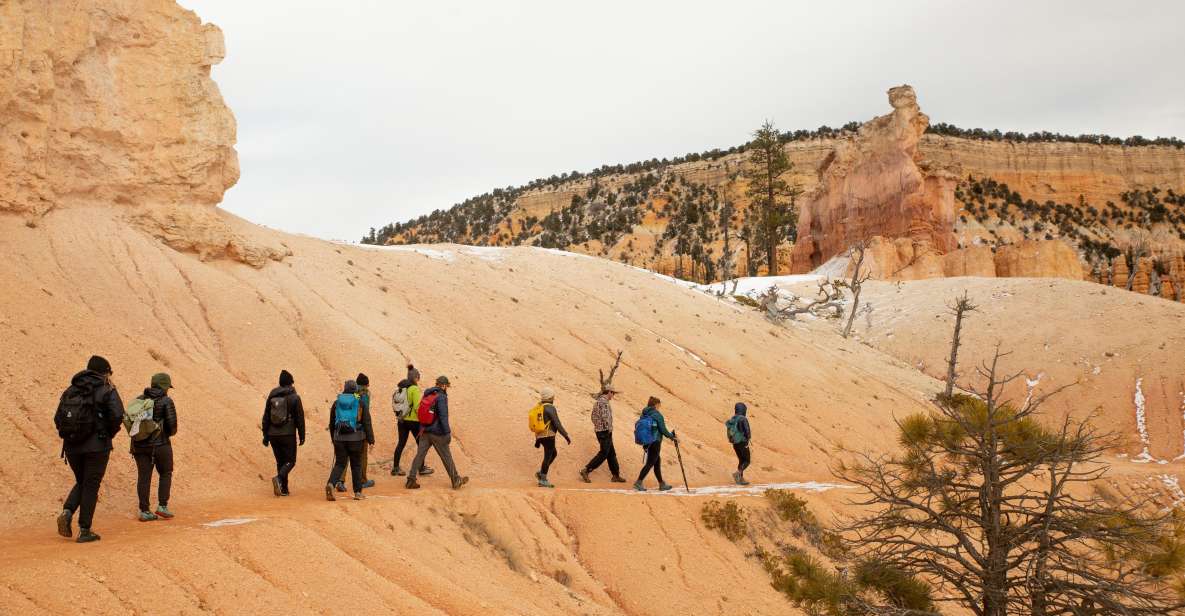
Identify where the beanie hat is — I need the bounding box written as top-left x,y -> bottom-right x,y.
540,387 -> 555,402
86,355 -> 113,375
343,379 -> 358,394
279,370 -> 294,387
151,373 -> 173,390
407,364 -> 421,382
735,402 -> 748,414
356,372 -> 369,387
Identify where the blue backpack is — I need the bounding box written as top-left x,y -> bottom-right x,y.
334,393 -> 360,434
634,413 -> 658,446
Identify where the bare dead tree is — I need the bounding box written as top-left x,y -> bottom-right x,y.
835,347 -> 1185,616
942,291 -> 978,398
842,240 -> 872,338
593,349 -> 623,396
759,279 -> 846,322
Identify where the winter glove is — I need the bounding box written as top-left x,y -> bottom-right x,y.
262,436 -> 269,447
534,439 -> 541,449
299,437 -> 305,446
563,435 -> 572,445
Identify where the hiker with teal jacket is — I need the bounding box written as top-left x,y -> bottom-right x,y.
725,402 -> 752,485
324,380 -> 374,501
633,396 -> 676,492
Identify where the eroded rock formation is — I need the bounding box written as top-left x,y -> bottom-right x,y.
0,0 -> 285,266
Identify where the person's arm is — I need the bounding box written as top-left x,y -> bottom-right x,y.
740,416 -> 751,441
262,396 -> 271,443
362,402 -> 375,445
655,411 -> 675,440
436,394 -> 450,433
293,395 -> 306,444
327,399 -> 336,433
164,397 -> 178,437
545,405 -> 570,442
104,386 -> 125,439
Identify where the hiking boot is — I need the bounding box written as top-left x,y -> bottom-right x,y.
391,466 -> 406,477
610,475 -> 627,483
452,476 -> 469,490
57,509 -> 73,538
736,473 -> 750,486
280,490 -> 291,497
538,474 -> 554,488
155,506 -> 174,519
633,481 -> 646,492
534,471 -> 542,482
76,529 -> 100,544
139,510 -> 159,522
405,480 -> 421,490
335,481 -> 347,493
420,466 -> 435,476
658,483 -> 673,492
353,492 -> 366,501
325,483 -> 336,501
272,475 -> 283,496
578,468 -> 591,483
361,479 -> 375,489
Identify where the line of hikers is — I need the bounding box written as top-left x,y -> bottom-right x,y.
52,357 -> 753,543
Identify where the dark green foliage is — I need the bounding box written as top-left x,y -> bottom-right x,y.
744,120 -> 801,276
758,547 -> 936,616
701,500 -> 747,542
928,122 -> 1184,149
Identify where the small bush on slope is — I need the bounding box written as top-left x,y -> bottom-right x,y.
701,500 -> 747,542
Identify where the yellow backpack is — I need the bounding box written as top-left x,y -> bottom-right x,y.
527,403 -> 549,435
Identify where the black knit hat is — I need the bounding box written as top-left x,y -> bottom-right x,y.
356,372 -> 369,387
86,355 -> 113,375
279,370 -> 294,387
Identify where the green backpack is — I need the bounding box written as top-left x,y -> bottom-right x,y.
123,398 -> 160,442
725,416 -> 745,445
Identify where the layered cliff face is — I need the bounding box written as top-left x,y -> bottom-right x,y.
0,0 -> 286,266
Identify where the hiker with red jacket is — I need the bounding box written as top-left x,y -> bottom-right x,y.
405,375 -> 468,490
262,370 -> 306,497
54,355 -> 125,543
325,380 -> 374,501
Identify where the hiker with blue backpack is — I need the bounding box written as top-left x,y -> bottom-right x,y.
725,402 -> 752,486
633,396 -> 677,492
125,373 -> 179,522
262,370 -> 306,497
528,387 -> 570,488
324,379 -> 374,501
405,375 -> 468,490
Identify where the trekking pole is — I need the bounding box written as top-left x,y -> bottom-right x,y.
673,436 -> 691,494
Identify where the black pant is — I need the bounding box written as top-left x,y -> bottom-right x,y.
133,444 -> 174,511
63,450 -> 111,530
270,435 -> 298,492
537,436 -> 557,475
636,440 -> 664,484
733,442 -> 751,473
329,440 -> 365,492
393,419 -> 420,468
585,430 -> 620,476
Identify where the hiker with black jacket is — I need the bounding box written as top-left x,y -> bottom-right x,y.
55,355 -> 125,543
325,380 -> 374,501
634,396 -> 677,492
354,372 -> 375,490
726,402 -> 752,486
391,364 -> 433,477
262,370 -> 306,496
131,373 -> 179,521
533,387 -> 570,488
405,376 -> 468,490
579,385 -> 626,484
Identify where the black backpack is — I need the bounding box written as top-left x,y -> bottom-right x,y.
268,395 -> 291,427
55,385 -> 99,444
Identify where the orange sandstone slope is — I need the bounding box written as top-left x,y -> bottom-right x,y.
0,206 -> 946,615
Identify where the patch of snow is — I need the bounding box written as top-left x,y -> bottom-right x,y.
811,255 -> 850,279
532,247 -> 594,260
458,246 -> 508,262
567,481 -> 853,497
1022,372 -> 1044,407
1157,475 -> 1185,510
203,518 -> 258,528
1132,378 -> 1161,463
361,245 -> 456,261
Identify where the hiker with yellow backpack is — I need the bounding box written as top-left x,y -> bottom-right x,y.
124,373 -> 179,522
528,387 -> 570,488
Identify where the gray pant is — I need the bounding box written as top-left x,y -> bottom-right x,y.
407,432 -> 459,483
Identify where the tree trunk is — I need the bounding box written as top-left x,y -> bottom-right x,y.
944,306 -> 965,398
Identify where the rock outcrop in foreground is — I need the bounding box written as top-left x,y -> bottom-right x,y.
791,86 -> 1084,281
0,0 -> 285,266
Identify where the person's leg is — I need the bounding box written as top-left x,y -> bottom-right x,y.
77,451 -> 110,530
586,431 -> 609,472
328,441 -> 349,485
281,436 -> 297,492
63,452 -> 87,514
539,437 -> 557,474
406,434 -> 432,482
348,441 -> 364,493
651,442 -> 665,485
430,434 -> 460,483
393,420 -> 413,471
636,444 -> 656,483
156,444 -> 174,508
358,442 -> 369,483
606,435 -> 621,477
134,451 -> 153,512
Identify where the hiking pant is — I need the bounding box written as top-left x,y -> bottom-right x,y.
133,444 -> 174,511
393,419 -> 420,469
359,443 -> 369,482
537,436 -> 557,475
733,442 -> 751,473
584,430 -> 620,476
269,435 -> 298,492
329,440 -> 365,493
63,450 -> 110,530
636,440 -> 664,484
407,432 -> 459,483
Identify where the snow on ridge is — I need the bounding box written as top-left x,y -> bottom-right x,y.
359,244 -> 457,261
567,481 -> 852,497
1132,378 -> 1167,464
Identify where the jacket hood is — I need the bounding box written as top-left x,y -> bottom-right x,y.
268,385 -> 295,399
423,386 -> 444,397
642,406 -> 658,417
342,380 -> 358,394
71,370 -> 107,392
143,386 -> 167,400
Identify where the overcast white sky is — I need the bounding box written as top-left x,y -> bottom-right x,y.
182,1 -> 1185,242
